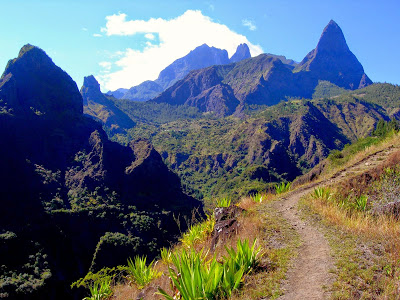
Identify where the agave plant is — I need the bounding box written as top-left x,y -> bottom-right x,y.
224,239 -> 261,274
312,187 -> 332,201
354,195 -> 368,211
82,279 -> 112,300
158,249 -> 222,300
216,197 -> 231,208
126,256 -> 161,289
275,182 -> 291,194
250,192 -> 263,203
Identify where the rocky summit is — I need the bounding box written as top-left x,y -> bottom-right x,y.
229,43 -> 251,63
81,75 -> 135,134
296,20 -> 372,89
0,45 -> 202,299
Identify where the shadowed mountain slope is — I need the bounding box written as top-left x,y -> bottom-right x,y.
0,45 -> 201,299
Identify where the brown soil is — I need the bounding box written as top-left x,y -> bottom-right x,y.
274,146 -> 399,299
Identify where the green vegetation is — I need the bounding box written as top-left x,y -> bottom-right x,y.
112,99 -> 205,125
250,192 -> 263,203
126,256 -> 161,289
275,182 -> 291,194
312,80 -> 347,99
158,239 -> 261,300
71,266 -> 127,290
180,215 -> 215,248
216,197 -> 232,208
372,119 -> 399,137
312,187 -> 332,201
82,279 -> 113,300
105,83 -> 400,206
327,119 -> 399,170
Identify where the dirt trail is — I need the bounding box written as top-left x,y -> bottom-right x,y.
274,146 -> 399,299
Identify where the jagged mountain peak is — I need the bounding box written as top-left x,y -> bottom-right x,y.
297,20 -> 372,89
230,43 -> 251,63
0,43 -> 83,118
316,19 -> 349,53
83,75 -> 101,91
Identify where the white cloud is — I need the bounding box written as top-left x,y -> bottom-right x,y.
82,27 -> 88,31
93,33 -> 102,37
242,19 -> 257,31
144,33 -> 155,40
99,61 -> 112,72
98,10 -> 263,91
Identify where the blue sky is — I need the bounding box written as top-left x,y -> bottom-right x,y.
0,0 -> 399,91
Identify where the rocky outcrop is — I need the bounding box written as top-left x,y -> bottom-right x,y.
211,206 -> 245,249
229,43 -> 251,63
81,75 -> 135,134
122,80 -> 163,101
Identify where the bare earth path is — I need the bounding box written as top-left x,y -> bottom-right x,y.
273,146 -> 399,299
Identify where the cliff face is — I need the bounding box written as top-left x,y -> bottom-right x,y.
296,20 -> 372,89
0,45 -> 202,299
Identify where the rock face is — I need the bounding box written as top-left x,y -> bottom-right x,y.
108,43 -> 251,101
211,206 -> 245,249
0,44 -> 82,118
153,20 -> 373,114
229,43 -> 251,63
296,20 -> 372,89
155,43 -> 230,90
0,45 -> 202,299
81,75 -> 135,134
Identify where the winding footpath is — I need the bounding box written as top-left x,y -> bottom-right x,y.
273,146 -> 399,299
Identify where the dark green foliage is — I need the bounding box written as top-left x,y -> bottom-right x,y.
372,119 -> 399,137
312,80 -> 347,99
351,83 -> 400,109
112,99 -> 205,125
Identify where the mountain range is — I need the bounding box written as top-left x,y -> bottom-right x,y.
152,20 -> 372,116
106,43 -> 251,101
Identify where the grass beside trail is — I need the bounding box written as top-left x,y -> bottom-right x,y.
232,198 -> 300,299
300,188 -> 400,299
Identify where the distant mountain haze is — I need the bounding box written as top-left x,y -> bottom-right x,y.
107,43 -> 251,101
